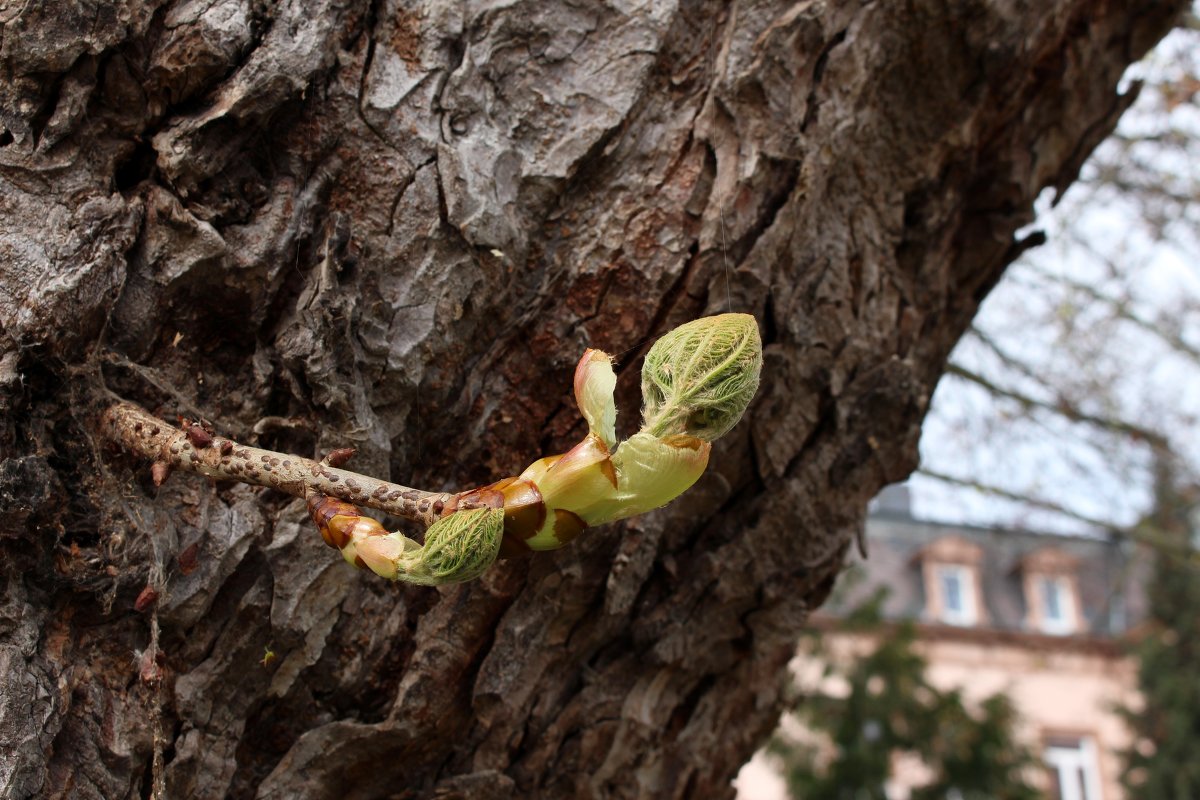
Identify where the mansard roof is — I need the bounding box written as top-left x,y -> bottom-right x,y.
828,511 -> 1148,638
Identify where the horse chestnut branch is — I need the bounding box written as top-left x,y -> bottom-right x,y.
101,314 -> 763,586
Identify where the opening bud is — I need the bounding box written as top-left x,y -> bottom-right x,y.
398,507 -> 505,585
640,313 -> 762,441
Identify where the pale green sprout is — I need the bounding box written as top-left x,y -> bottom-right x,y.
356,507 -> 506,585
332,312 -> 763,579
640,313 -> 762,441
533,312 -> 763,535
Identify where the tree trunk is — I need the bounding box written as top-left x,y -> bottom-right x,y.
0,1 -> 1182,798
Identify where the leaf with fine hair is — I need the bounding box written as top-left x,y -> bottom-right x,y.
640,313 -> 762,441
395,507 -> 505,585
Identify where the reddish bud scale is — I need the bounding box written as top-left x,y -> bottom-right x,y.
177,542 -> 200,575
185,424 -> 213,448
135,585 -> 158,612
306,492 -> 387,551
443,486 -> 505,514
324,447 -> 357,468
445,478 -> 556,558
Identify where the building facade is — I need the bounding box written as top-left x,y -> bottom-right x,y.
737,493 -> 1147,800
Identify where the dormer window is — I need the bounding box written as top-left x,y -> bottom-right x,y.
1020,548 -> 1083,636
1037,575 -> 1075,635
916,535 -> 987,627
936,564 -> 977,626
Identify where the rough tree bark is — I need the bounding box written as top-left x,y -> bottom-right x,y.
0,1 -> 1183,798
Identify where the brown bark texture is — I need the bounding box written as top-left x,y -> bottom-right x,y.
0,1 -> 1183,798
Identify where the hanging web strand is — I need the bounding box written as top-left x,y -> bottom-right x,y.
719,193 -> 732,313
708,10 -> 734,314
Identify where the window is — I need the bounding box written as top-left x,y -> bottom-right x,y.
1037,575 -> 1076,635
1020,548 -> 1083,635
919,536 -> 986,626
1044,736 -> 1102,800
935,564 -> 977,626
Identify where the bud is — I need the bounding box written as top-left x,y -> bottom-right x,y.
455,315 -> 761,559
526,434 -> 615,520
640,313 -> 762,441
134,585 -> 159,612
399,507 -> 505,585
354,532 -> 415,580
583,432 -> 711,524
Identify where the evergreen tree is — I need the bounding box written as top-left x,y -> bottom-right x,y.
1121,473 -> 1200,799
769,592 -> 1040,800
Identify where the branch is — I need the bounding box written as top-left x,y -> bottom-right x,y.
919,467 -> 1200,564
965,326 -> 1063,395
98,314 -> 766,584
944,363 -> 1170,451
917,466 -> 1118,530
100,401 -> 451,526
1030,242 -> 1200,369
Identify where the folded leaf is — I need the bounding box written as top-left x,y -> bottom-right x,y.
574,348 -> 618,449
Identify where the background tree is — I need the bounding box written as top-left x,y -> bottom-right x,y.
768,593 -> 1040,800
0,1 -> 1186,798
1120,465 -> 1200,799
897,18 -> 1200,800
914,22 -> 1200,536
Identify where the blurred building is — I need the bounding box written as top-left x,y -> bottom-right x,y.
736,485 -> 1147,800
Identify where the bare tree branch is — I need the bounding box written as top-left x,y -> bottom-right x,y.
917,466 -> 1117,530
944,364 -> 1170,450
101,401 -> 451,525
1035,240 -> 1200,369
915,466 -> 1200,561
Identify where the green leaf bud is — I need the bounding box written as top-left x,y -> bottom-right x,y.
640,313 -> 762,441
587,431 -> 711,523
397,507 -> 505,585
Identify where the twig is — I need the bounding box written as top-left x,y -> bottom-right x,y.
1027,245 -> 1200,369
945,363 -> 1170,450
100,401 -> 452,526
919,466 -> 1200,566
98,314 -> 767,584
917,466 -> 1117,530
